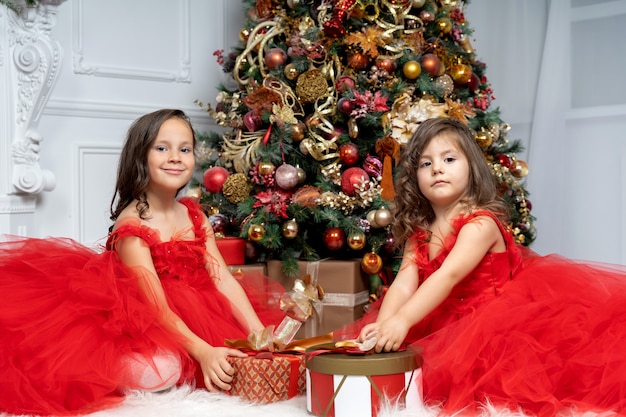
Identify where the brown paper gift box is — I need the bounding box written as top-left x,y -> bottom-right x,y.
227,353 -> 305,404
228,263 -> 267,276
267,260 -> 369,337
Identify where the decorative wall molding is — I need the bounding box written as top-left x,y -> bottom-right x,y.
45,97 -> 214,123
2,0 -> 65,197
71,0 -> 191,83
73,143 -> 121,244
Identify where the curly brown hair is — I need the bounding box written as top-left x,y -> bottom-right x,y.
391,117 -> 509,248
109,109 -> 196,226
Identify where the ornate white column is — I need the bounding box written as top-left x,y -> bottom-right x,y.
0,0 -> 65,235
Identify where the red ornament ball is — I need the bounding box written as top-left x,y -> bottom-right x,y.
341,167 -> 369,196
496,154 -> 512,168
339,142 -> 360,166
203,166 -> 230,194
361,252 -> 383,274
265,48 -> 288,70
208,213 -> 229,235
324,227 -> 346,251
336,75 -> 356,93
337,97 -> 355,115
421,53 -> 441,76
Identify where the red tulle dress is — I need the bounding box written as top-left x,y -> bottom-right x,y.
0,198 -> 285,416
337,211 -> 626,416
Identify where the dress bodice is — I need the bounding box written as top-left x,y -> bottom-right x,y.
106,198 -> 213,287
410,211 -> 524,330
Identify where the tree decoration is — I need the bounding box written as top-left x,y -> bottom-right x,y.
194,0 -> 537,280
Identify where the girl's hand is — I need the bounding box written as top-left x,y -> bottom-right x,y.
199,346 -> 247,392
373,317 -> 410,353
358,322 -> 380,343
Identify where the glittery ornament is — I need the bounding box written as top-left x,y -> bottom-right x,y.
296,69 -> 328,103
243,111 -> 262,132
222,173 -> 252,204
203,166 -> 230,194
323,227 -> 346,251
347,52 -> 370,70
282,219 -> 299,239
434,74 -> 454,97
363,155 -> 383,178
361,251 -> 383,274
436,17 -> 452,34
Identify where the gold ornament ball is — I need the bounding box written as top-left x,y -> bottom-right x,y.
347,231 -> 367,251
361,252 -> 383,275
258,161 -> 275,176
282,219 -> 299,239
510,160 -> 529,178
291,121 -> 307,142
475,131 -> 493,149
402,60 -> 421,80
284,63 -> 300,81
296,166 -> 306,184
451,63 -> 473,85
367,210 -> 380,228
239,28 -> 251,42
248,224 -> 266,242
436,17 -> 453,34
374,208 -> 392,228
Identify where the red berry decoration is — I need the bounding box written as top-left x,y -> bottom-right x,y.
339,142 -> 360,166
203,166 -> 230,194
324,227 -> 345,251
341,167 -> 369,196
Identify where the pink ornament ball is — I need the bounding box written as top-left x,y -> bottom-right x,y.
275,163 -> 299,190
203,166 -> 230,194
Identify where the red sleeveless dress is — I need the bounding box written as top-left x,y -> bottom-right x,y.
0,198 -> 284,416
338,211 -> 626,416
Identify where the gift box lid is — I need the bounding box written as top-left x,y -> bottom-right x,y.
305,347 -> 422,376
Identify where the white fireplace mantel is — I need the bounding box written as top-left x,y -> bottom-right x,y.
0,0 -> 65,235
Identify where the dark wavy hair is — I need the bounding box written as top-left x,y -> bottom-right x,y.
391,117 -> 509,248
109,109 -> 196,226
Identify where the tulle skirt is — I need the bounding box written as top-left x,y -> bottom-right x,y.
337,254 -> 626,416
0,235 -> 284,416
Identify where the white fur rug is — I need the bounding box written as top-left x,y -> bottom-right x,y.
1,385 -> 613,417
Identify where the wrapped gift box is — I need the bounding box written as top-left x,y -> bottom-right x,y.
305,349 -> 423,417
228,352 -> 305,404
215,237 -> 245,265
267,259 -> 369,337
228,263 -> 267,276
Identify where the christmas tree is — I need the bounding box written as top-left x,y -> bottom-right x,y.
193,0 -> 535,284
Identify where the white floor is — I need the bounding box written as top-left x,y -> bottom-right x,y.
1,385 -> 614,417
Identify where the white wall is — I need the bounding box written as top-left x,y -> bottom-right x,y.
28,0 -> 244,246
5,0 -> 626,265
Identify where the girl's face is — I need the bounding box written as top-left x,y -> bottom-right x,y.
147,118 -> 195,193
417,133 -> 470,209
